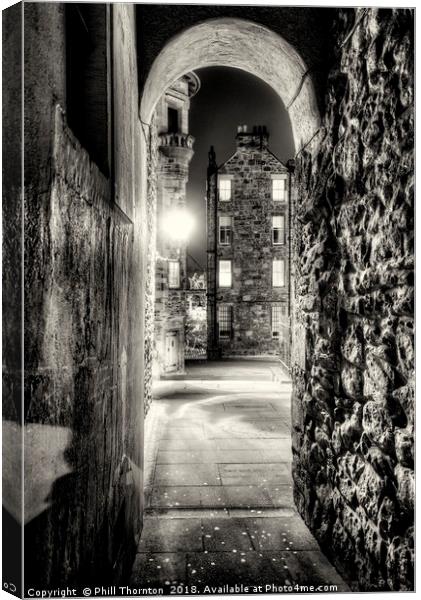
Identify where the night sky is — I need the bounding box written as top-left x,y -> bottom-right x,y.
186,66 -> 295,271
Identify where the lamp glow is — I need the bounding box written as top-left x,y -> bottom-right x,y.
162,207 -> 194,244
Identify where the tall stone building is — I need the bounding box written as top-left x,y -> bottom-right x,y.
153,73 -> 200,374
207,125 -> 293,364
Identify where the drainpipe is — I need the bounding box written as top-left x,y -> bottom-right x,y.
286,158 -> 295,368
207,146 -> 218,359
213,173 -> 218,359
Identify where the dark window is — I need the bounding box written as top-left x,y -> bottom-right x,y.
219,216 -> 232,245
218,305 -> 232,339
273,215 -> 285,245
66,4 -> 111,175
168,107 -> 179,133
272,304 -> 287,337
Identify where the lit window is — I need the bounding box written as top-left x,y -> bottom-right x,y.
272,259 -> 285,287
272,215 -> 285,245
218,304 -> 232,339
219,178 -> 231,201
272,178 -> 287,201
219,216 -> 232,245
272,304 -> 287,337
219,260 -> 232,287
168,260 -> 180,288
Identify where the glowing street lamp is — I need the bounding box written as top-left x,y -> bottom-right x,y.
162,206 -> 195,245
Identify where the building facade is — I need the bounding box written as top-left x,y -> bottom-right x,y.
153,73 -> 200,375
207,125 -> 293,365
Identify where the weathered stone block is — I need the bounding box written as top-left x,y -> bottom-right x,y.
394,428 -> 413,468
340,412 -> 363,450
378,496 -> 398,540
365,446 -> 394,480
356,463 -> 386,521
394,464 -> 414,513
395,324 -> 414,381
392,383 -> 414,427
363,353 -> 395,399
362,401 -> 394,453
337,451 -> 365,483
340,325 -> 364,365
341,363 -> 363,398
386,527 -> 414,591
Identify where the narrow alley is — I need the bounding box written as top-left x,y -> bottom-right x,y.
3,4 -> 413,594
130,361 -> 349,591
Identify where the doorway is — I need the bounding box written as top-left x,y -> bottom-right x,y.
165,331 -> 180,372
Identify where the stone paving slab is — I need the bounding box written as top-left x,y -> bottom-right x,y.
157,451 -> 217,464
274,550 -> 350,590
205,421 -> 291,438
158,438 -> 216,451
228,507 -> 297,518
216,450 -> 274,463
244,516 -> 320,551
156,449 -> 274,464
137,518 -> 203,553
222,485 -> 274,508
131,550 -> 350,592
218,462 -> 291,485
130,552 -> 186,586
263,484 -> 295,507
164,418 -> 207,427
154,464 -> 222,486
214,437 -> 288,450
199,486 -> 230,507
159,426 -> 205,440
146,508 -> 231,519
202,518 -> 255,552
222,403 -> 276,411
205,429 -> 290,440
260,445 -> 293,462
149,484 -> 285,510
148,486 -> 202,508
185,551 -> 285,587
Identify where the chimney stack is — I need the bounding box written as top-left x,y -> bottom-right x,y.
236,124 -> 269,149
207,145 -> 217,176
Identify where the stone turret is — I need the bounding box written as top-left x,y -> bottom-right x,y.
154,72 -> 200,376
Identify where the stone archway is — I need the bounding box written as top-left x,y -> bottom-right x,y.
140,18 -> 320,153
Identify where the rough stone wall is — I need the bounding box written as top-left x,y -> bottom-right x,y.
207,133 -> 290,357
2,4 -> 23,593
18,3 -> 145,590
291,8 -> 414,591
144,116 -> 158,416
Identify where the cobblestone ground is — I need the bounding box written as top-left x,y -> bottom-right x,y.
130,361 -> 349,592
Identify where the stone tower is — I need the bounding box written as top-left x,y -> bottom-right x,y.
154,72 -> 200,375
